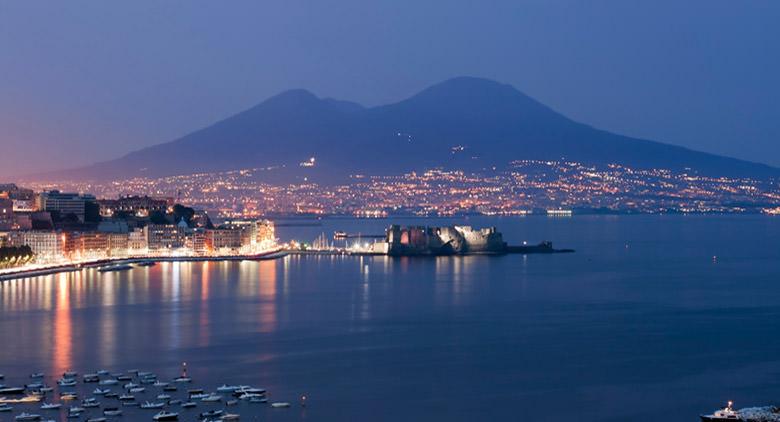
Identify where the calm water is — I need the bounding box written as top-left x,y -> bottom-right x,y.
2,216 -> 780,421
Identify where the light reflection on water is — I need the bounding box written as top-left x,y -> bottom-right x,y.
0,216 -> 779,422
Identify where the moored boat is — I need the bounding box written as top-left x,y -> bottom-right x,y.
701,401 -> 743,421
152,410 -> 179,421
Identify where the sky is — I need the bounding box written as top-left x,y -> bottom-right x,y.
0,0 -> 778,178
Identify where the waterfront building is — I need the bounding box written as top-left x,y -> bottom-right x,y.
145,224 -> 186,252
127,228 -> 147,253
6,230 -> 68,261
0,184 -> 36,212
205,228 -> 243,253
36,190 -> 96,222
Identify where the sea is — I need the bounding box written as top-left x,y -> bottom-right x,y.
1,215 -> 780,422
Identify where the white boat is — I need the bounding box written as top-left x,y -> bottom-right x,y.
0,395 -> 42,403
180,401 -> 196,408
57,379 -> 76,387
141,401 -> 165,409
270,402 -> 291,408
190,393 -> 210,399
172,376 -> 192,383
152,410 -> 179,421
238,393 -> 264,400
82,400 -> 100,408
199,409 -> 223,418
59,393 -> 78,401
129,387 -> 145,393
0,403 -> 12,411
700,401 -> 743,421
156,394 -> 171,400
40,403 -> 61,410
68,406 -> 85,413
97,370 -> 110,376
201,394 -> 222,402
93,388 -> 110,395
103,407 -> 122,416
248,397 -> 267,404
153,381 -> 169,387
167,399 -> 182,405
27,383 -> 44,389
220,413 -> 240,420
30,373 -> 44,379
226,400 -> 238,406
83,374 -> 100,383
118,394 -> 135,401
86,418 -> 107,422
99,379 -> 118,385
39,387 -> 53,392
216,385 -> 240,393
15,413 -> 42,421
62,371 -> 77,378
123,382 -> 139,390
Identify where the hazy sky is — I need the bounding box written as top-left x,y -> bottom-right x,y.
1,0 -> 778,178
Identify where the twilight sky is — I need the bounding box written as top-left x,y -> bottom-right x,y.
1,0 -> 778,178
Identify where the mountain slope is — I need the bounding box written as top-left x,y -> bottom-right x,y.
43,77 -> 780,182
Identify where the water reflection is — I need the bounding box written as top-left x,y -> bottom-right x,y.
53,272 -> 73,376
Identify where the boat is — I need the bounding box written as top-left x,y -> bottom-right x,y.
225,400 -> 238,406
0,395 -> 42,403
68,406 -> 85,413
220,413 -> 240,420
167,399 -> 182,406
63,371 -> 77,378
216,385 -> 240,393
172,376 -> 191,383
118,394 -> 135,401
180,401 -> 196,408
701,401 -> 743,421
123,382 -> 139,390
201,394 -> 222,402
232,387 -> 265,396
15,412 -> 42,421
137,372 -> 155,378
97,370 -> 110,376
57,379 -> 76,387
93,388 -> 111,395
200,409 -> 223,418
99,379 -> 118,385
116,375 -> 132,381
153,381 -> 169,387
82,400 -> 100,408
83,374 -> 100,383
248,397 -> 267,404
152,410 -> 179,421
122,401 -> 139,407
26,383 -> 44,389
136,261 -> 156,267
190,393 -> 210,399
60,391 -> 79,400
334,230 -> 348,239
103,407 -> 122,416
187,389 -> 204,395
157,394 -> 171,400
30,373 -> 44,379
238,393 -> 264,400
141,401 -> 166,409
0,403 -> 12,411
270,402 -> 291,408
86,417 -> 107,422
97,264 -> 132,273
130,387 -> 146,393
40,403 -> 61,410
104,392 -> 119,399
0,387 -> 26,394
39,386 -> 53,393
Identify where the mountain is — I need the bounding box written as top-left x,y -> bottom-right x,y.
41,77 -> 780,182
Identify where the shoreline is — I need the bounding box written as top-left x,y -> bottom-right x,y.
0,248 -> 287,282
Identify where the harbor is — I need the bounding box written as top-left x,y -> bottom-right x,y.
0,364 -> 299,421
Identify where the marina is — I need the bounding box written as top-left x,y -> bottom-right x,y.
0,365 -> 296,421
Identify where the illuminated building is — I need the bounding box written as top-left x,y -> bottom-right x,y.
36,190 -> 95,222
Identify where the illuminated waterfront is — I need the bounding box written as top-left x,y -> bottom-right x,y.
2,216 -> 780,421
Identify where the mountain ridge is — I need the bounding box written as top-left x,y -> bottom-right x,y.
34,76 -> 780,182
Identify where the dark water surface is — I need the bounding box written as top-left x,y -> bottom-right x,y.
2,216 -> 780,421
